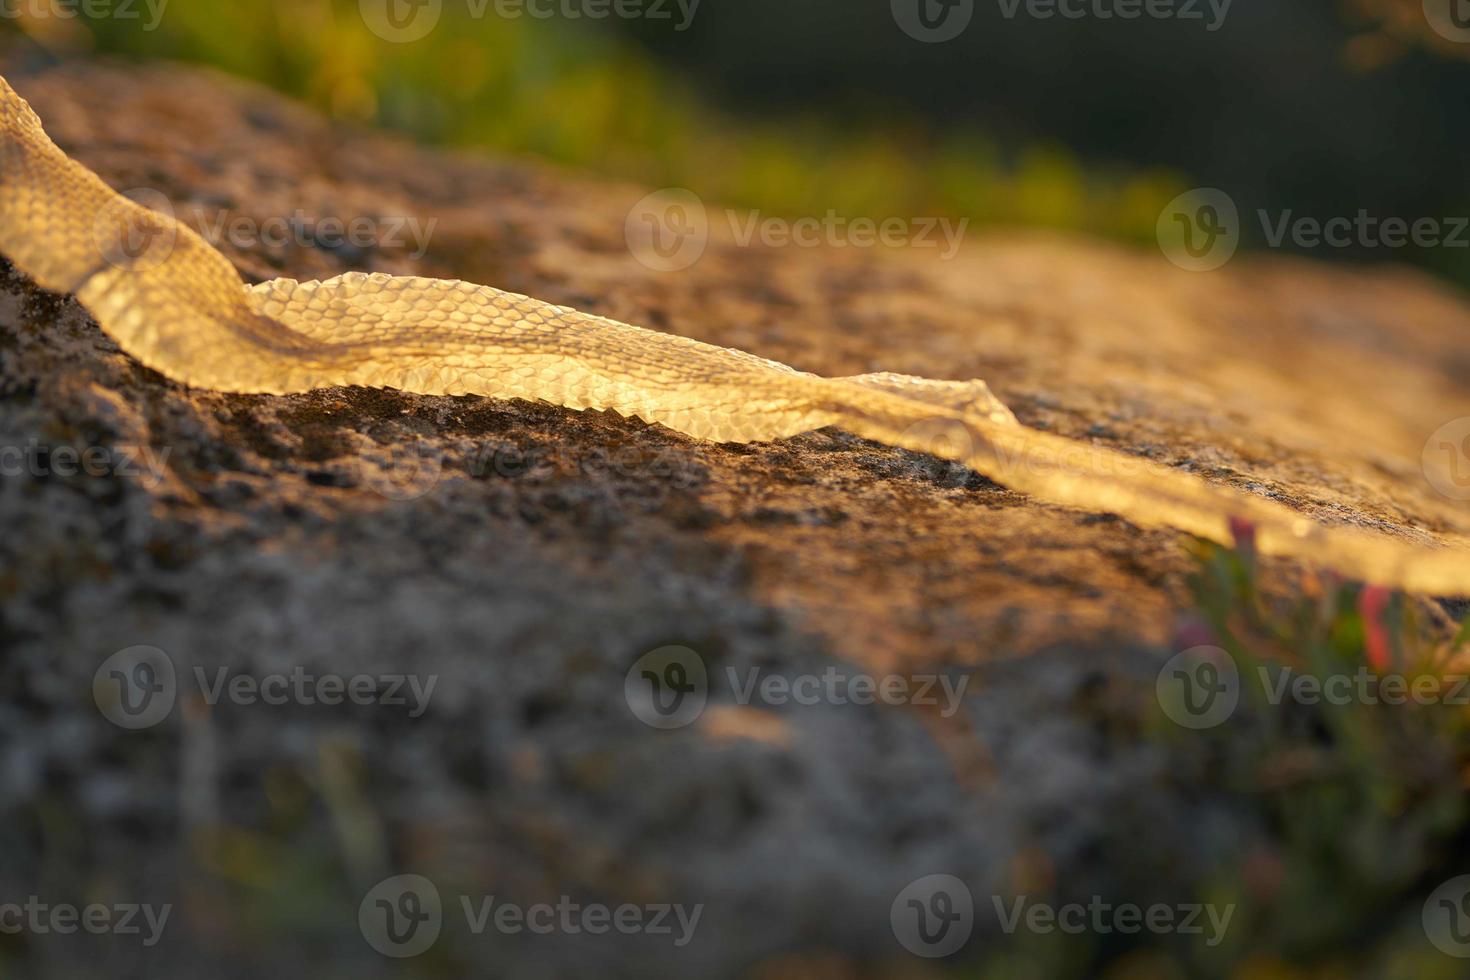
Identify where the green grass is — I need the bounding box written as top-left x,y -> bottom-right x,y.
953,540 -> 1470,979
12,0 -> 1182,246
1164,539 -> 1470,976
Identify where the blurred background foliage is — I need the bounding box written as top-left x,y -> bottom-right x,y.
4,0 -> 1470,283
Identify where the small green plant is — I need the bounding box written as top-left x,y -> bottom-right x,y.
1170,529 -> 1470,974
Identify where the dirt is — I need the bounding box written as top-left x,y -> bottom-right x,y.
1,57 -> 1467,979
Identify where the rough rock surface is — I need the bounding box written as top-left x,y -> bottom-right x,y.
1,58 -> 1468,978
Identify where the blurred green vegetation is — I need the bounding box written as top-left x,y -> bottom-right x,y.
961,541 -> 1470,979
14,0 -> 1182,245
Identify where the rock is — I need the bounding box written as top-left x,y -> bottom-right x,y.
0,59 -> 1467,977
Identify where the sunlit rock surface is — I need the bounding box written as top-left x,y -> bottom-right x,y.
1,59 -> 1467,977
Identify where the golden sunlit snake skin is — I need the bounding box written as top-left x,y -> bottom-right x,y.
2,74 -> 1467,594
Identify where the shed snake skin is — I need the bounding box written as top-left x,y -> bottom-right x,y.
2,74 -> 1467,595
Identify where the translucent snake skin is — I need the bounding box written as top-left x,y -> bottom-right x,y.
2,74 -> 1467,594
